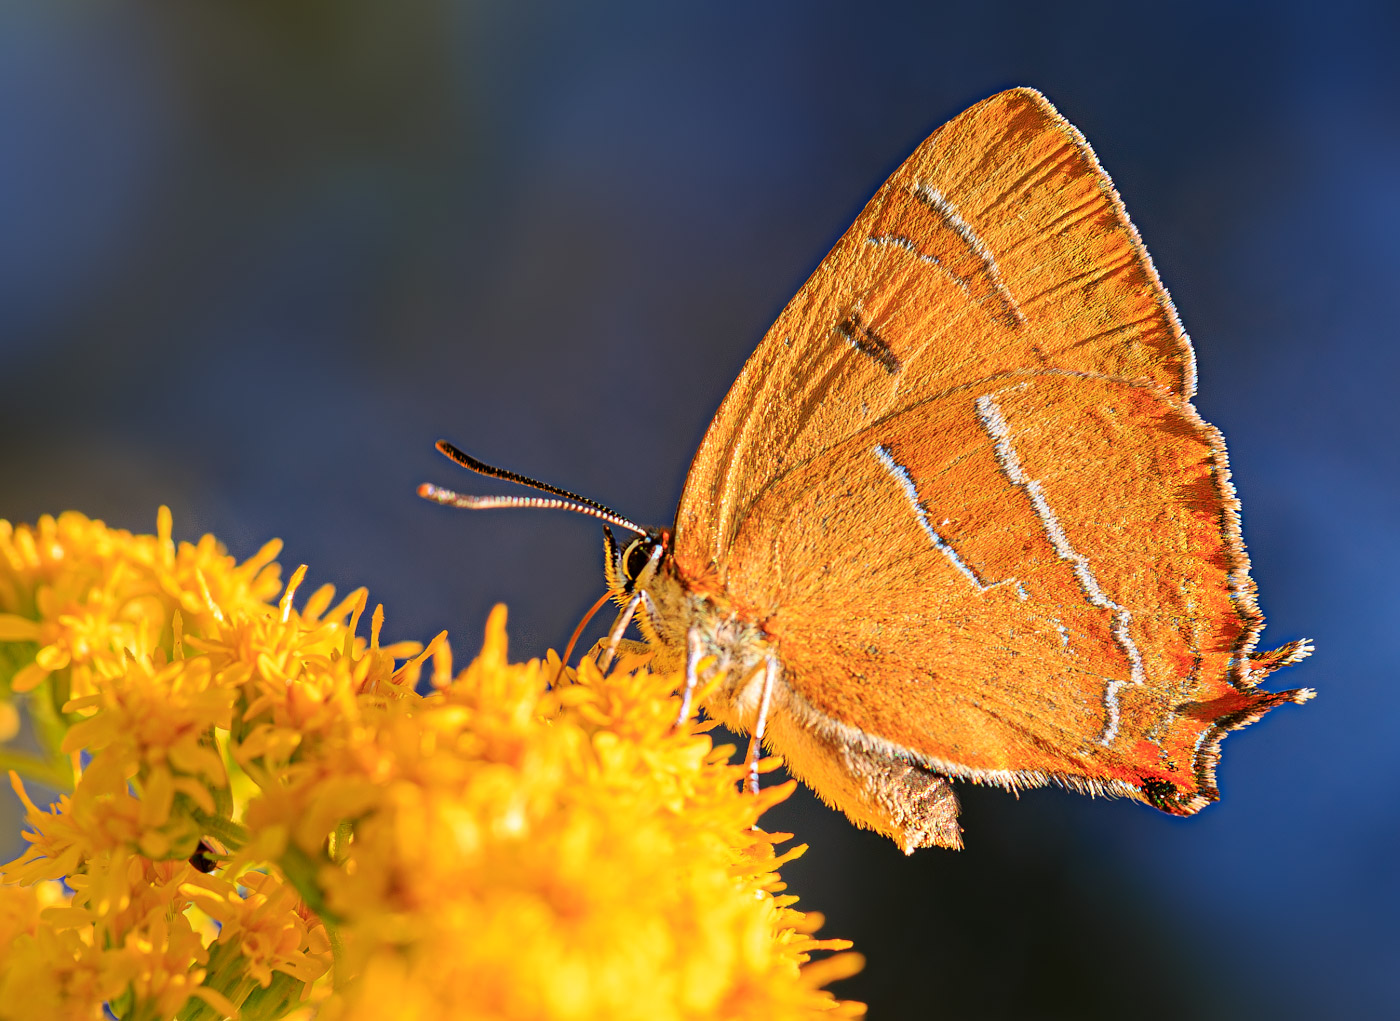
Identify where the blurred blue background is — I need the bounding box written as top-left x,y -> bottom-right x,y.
2,2 -> 1395,1017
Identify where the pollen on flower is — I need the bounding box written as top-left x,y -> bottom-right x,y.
0,510 -> 863,1019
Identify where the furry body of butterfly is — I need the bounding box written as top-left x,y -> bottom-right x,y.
597,87 -> 1311,853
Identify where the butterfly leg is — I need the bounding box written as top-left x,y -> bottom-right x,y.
676,629 -> 704,726
744,656 -> 778,795
597,591 -> 643,673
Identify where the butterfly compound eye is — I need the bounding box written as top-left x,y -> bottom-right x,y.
622,537 -> 655,584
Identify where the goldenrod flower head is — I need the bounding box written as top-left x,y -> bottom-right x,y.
0,509 -> 283,702
0,511 -> 863,1019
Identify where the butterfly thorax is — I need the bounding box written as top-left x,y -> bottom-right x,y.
637,555 -> 778,735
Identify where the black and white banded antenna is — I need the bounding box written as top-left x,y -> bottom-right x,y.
418,440 -> 648,536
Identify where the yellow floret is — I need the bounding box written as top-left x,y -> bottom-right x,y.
0,510 -> 862,1020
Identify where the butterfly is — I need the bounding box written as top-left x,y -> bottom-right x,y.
422,88 -> 1313,852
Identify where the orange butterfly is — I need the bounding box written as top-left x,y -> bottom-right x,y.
423,88 -> 1313,852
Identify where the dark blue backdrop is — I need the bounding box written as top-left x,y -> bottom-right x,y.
3,2 -> 1395,1017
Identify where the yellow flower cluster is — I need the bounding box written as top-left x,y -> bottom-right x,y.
0,510 -> 863,1020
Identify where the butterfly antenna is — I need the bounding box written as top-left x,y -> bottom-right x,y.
419,440 -> 648,535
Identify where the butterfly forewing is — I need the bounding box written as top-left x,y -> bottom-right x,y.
675,87 -> 1195,572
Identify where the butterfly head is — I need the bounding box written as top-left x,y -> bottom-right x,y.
603,525 -> 672,603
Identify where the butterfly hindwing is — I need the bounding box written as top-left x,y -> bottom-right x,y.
715,371 -> 1306,811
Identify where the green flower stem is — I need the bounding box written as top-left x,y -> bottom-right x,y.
191,809 -> 250,853
278,840 -> 341,925
277,838 -> 347,982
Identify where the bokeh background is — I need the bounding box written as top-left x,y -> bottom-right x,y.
3,2 -> 1395,1017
